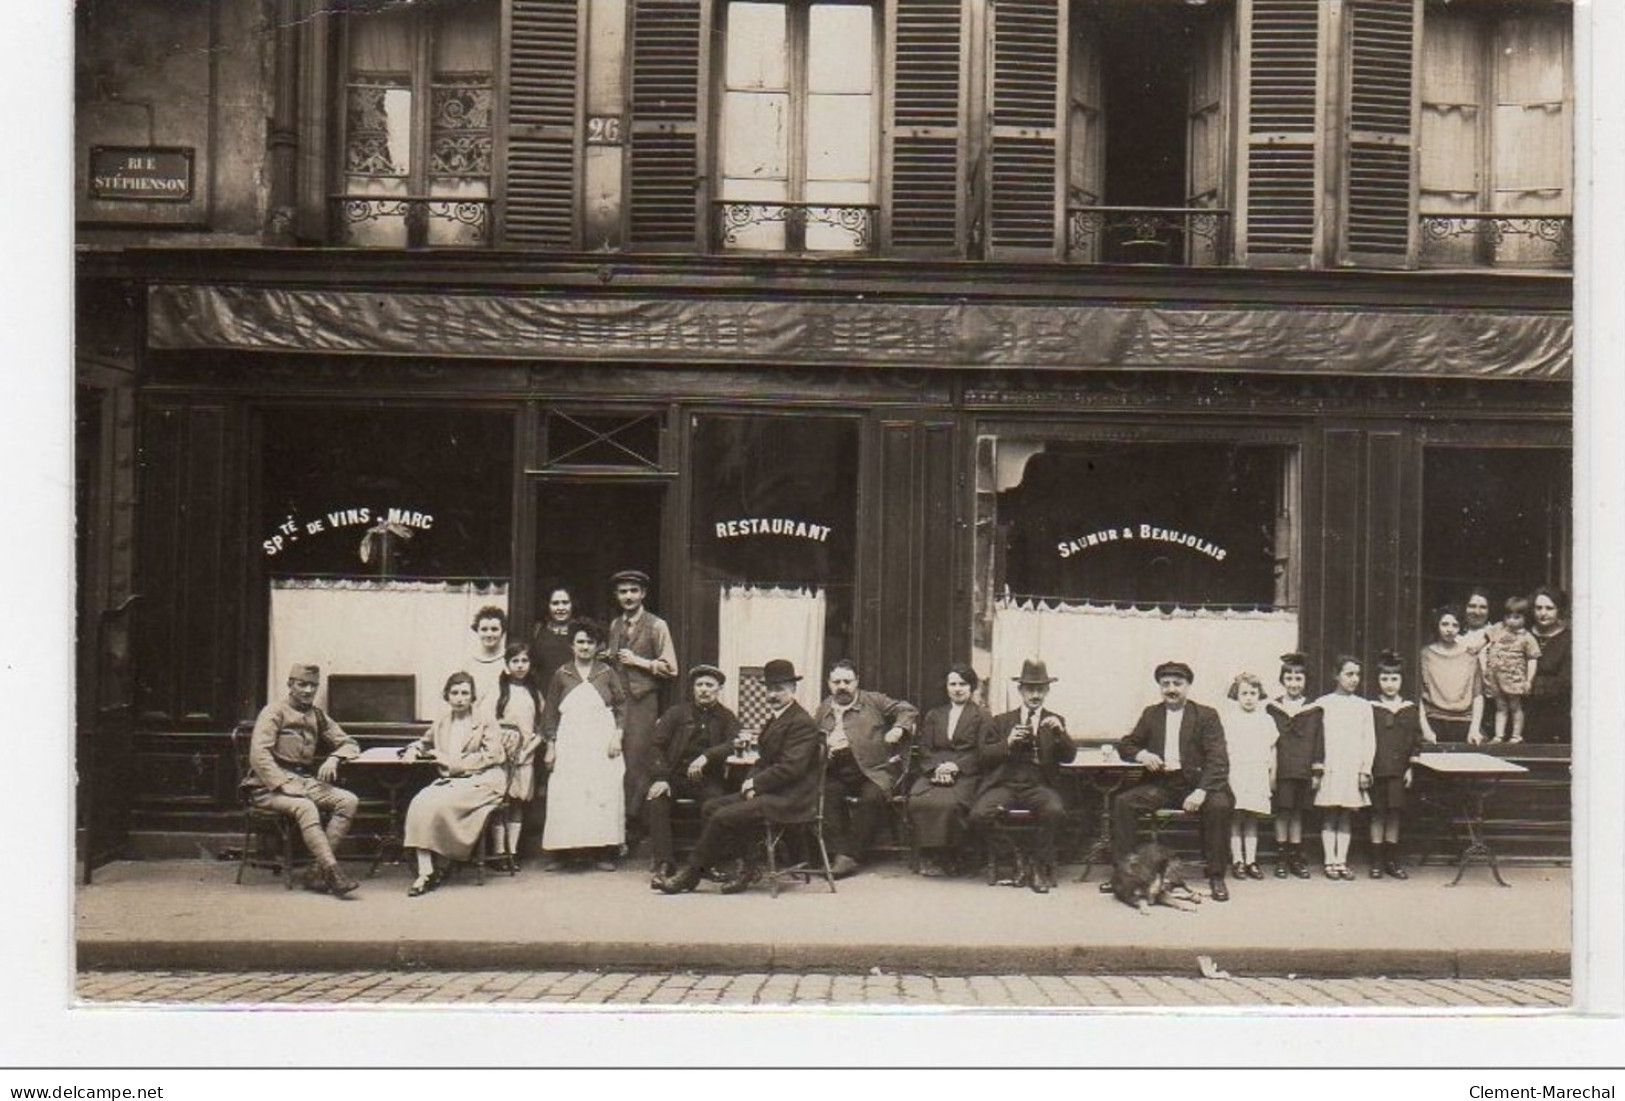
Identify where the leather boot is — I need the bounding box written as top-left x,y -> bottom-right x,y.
653,862 -> 702,895
1383,858 -> 1410,880
718,860 -> 761,895
322,862 -> 360,898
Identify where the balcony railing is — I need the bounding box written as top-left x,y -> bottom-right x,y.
1067,206 -> 1232,266
1418,213 -> 1572,271
710,200 -> 880,255
329,194 -> 494,248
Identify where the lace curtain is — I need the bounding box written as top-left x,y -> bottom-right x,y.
716,584 -> 826,715
268,579 -> 508,721
989,599 -> 1299,739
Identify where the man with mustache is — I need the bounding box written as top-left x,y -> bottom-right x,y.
812,658 -> 917,878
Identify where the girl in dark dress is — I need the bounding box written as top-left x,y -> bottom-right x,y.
1267,652 -> 1321,879
1368,650 -> 1424,879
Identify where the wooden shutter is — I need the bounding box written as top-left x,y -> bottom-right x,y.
1343,0 -> 1418,266
1239,0 -> 1321,265
1185,6 -> 1232,265
887,0 -> 965,256
629,0 -> 704,249
1065,8 -> 1102,262
987,0 -> 1063,259
505,0 -> 581,247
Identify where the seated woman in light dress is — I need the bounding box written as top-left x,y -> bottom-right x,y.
401,671 -> 508,896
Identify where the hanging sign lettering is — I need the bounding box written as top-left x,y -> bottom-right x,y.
89,147 -> 194,202
714,518 -> 833,544
1056,523 -> 1227,562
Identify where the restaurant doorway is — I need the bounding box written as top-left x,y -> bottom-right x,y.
533,480 -> 669,631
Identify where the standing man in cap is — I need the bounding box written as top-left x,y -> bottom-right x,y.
968,658 -> 1077,892
653,659 -> 821,894
606,569 -> 679,851
644,663 -> 743,879
1110,660 -> 1235,901
241,663 -> 363,897
813,658 -> 917,878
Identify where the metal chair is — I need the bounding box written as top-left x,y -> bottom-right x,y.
982,805 -> 1044,887
760,741 -> 837,897
231,722 -> 299,889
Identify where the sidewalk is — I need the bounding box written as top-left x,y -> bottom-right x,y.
75,856 -> 1571,980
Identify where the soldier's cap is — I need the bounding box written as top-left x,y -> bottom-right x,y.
287,663 -> 321,682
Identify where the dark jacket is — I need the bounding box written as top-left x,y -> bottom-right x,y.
748,700 -> 821,823
1267,698 -> 1324,782
978,706 -> 1077,790
1117,701 -> 1230,793
1370,700 -> 1424,779
649,700 -> 741,787
915,702 -> 991,779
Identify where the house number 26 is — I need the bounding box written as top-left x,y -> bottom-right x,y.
586,116 -> 623,145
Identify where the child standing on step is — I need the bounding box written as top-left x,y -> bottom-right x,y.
490,642 -> 544,871
1484,596 -> 1542,745
1312,655 -> 1375,881
1223,672 -> 1278,881
1368,650 -> 1424,880
1268,652 -> 1322,879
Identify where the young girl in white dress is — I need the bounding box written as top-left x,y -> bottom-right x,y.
489,642 -> 544,871
1223,672 -> 1279,880
1312,655 -> 1376,880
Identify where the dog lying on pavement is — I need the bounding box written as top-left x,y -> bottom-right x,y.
1109,842 -> 1205,915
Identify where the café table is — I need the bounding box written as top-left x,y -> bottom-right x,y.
340,747 -> 442,877
1060,750 -> 1146,881
1414,750 -> 1529,887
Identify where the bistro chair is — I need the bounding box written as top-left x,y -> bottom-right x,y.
231,722 -> 299,890
982,805 -> 1045,888
760,741 -> 837,897
466,733 -> 524,886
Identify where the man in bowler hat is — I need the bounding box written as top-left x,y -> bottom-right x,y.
653,659 -> 821,895
241,663 -> 363,897
643,663 -> 743,879
968,658 -> 1077,892
1110,660 -> 1236,901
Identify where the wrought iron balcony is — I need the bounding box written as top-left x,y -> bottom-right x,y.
329,194 -> 493,248
1418,213 -> 1572,271
710,200 -> 880,255
1067,206 -> 1232,266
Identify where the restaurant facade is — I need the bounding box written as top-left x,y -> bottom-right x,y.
75,0 -> 1573,863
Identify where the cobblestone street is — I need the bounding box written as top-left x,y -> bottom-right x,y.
76,970 -> 1572,1009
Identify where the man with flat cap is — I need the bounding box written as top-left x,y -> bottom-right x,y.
968,658 -> 1077,892
241,663 -> 363,896
653,659 -> 820,895
643,663 -> 743,879
606,569 -> 679,849
1110,660 -> 1236,901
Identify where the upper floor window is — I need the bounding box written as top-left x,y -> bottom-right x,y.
335,0 -> 498,247
714,1 -> 879,253
1418,1 -> 1572,270
1062,0 -> 1235,265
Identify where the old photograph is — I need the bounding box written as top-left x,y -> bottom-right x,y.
59,0 -> 1601,1055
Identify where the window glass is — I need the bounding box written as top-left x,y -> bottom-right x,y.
688,415 -> 859,712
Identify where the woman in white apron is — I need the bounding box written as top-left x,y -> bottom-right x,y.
541,618 -> 628,871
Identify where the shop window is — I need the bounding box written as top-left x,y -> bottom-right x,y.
973,435 -> 1299,735
334,0 -> 498,247
1061,0 -> 1234,264
713,1 -> 879,253
1418,1 -> 1572,269
259,408 -> 513,719
1421,447 -> 1571,621
687,414 -> 860,715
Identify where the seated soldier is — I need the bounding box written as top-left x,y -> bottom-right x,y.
967,658 -> 1077,893
644,663 -> 742,879
242,663 -> 362,897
